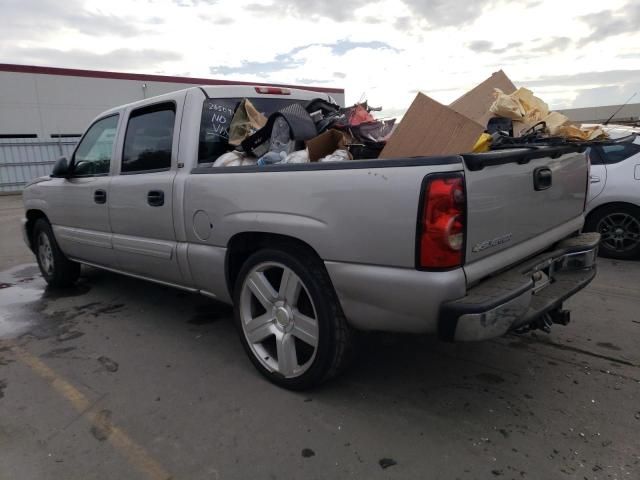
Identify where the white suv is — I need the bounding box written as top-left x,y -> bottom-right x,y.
585,125 -> 640,259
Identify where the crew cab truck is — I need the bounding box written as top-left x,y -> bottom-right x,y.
22,86 -> 600,390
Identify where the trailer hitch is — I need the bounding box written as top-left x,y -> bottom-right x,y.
514,308 -> 571,334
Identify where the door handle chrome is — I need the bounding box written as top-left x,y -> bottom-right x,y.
590,175 -> 601,183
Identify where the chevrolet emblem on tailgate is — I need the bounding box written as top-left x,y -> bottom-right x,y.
472,233 -> 513,253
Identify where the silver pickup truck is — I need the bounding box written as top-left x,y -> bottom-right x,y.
22,85 -> 600,389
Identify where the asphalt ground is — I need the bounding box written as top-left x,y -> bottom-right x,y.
0,194 -> 639,480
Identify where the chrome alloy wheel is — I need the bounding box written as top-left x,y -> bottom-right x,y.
597,212 -> 640,253
239,262 -> 319,378
37,232 -> 54,276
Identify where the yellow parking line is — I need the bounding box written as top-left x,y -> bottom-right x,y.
9,343 -> 172,480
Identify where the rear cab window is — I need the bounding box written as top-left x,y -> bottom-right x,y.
198,97 -> 303,164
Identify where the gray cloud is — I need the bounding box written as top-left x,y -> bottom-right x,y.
247,0 -> 490,26
363,16 -> 383,24
210,40 -> 399,75
530,36 -> 572,53
246,0 -> 369,22
467,41 -> 522,54
580,3 -> 640,43
333,72 -> 347,79
570,82 -> 640,108
2,0 -> 150,39
403,0 -> 492,27
521,70 -> 640,88
394,16 -> 414,30
3,47 -> 182,71
467,41 -> 493,53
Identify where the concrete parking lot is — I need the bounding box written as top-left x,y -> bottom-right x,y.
0,194 -> 639,480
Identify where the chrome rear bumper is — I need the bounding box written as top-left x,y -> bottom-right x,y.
439,232 -> 600,341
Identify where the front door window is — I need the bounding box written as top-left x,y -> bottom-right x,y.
72,115 -> 119,176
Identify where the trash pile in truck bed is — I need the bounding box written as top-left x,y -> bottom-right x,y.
210,97 -> 395,167
209,70 -> 612,167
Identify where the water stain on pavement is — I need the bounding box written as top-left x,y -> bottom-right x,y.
0,379 -> 6,399
97,356 -> 119,373
41,347 -> 77,359
476,372 -> 506,384
188,302 -> 232,325
90,409 -> 113,441
596,342 -> 622,351
42,282 -> 92,299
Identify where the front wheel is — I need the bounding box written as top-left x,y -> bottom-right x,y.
33,218 -> 81,287
233,247 -> 353,390
585,204 -> 640,260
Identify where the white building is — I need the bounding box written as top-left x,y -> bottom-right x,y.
0,63 -> 344,192
0,63 -> 344,140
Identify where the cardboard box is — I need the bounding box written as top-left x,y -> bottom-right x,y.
306,129 -> 350,162
449,70 -> 516,129
379,93 -> 484,159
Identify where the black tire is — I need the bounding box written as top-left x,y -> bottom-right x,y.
32,218 -> 81,287
585,204 -> 640,260
233,246 -> 354,390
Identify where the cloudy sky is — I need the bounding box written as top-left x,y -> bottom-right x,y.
1,0 -> 639,117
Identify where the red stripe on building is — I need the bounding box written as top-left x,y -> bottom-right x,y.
0,63 -> 344,94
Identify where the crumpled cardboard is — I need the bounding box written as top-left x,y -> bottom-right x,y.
380,93 -> 484,158
228,99 -> 267,146
306,129 -> 351,162
489,86 -> 605,139
450,70 -> 516,127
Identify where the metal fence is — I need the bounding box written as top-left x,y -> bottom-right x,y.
0,138 -> 77,193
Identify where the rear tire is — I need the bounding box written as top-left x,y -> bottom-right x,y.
585,204 -> 640,260
33,218 -> 81,287
233,247 -> 353,390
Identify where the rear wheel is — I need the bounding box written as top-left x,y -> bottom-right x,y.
233,247 -> 353,390
585,204 -> 640,259
33,218 -> 81,287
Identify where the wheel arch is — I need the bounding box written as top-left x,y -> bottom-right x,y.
225,232 -> 327,299
25,209 -> 50,251
585,201 -> 640,225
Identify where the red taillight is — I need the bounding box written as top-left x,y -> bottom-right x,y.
417,174 -> 466,269
254,86 -> 291,95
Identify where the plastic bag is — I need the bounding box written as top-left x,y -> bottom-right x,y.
489,88 -> 525,120
543,111 -> 569,135
319,149 -> 351,162
283,149 -> 310,164
489,87 -> 549,123
556,124 -> 605,141
228,99 -> 267,146
212,151 -> 257,167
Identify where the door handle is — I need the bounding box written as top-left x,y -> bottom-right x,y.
147,190 -> 164,207
94,189 -> 107,204
533,167 -> 552,191
590,175 -> 601,183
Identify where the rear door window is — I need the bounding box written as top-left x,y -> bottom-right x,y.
122,102 -> 176,173
198,97 -> 302,164
597,143 -> 640,164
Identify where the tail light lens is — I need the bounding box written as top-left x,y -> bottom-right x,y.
417,174 -> 466,269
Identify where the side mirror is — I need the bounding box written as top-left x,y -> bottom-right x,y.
51,157 -> 70,178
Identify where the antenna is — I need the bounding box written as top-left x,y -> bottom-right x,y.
603,92 -> 637,125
